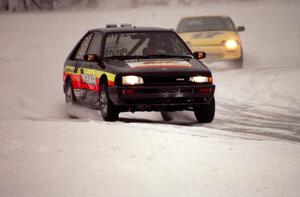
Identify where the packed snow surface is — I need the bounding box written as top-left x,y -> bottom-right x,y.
1,0 -> 300,196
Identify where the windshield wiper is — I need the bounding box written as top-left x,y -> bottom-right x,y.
105,55 -> 141,60
105,54 -> 193,60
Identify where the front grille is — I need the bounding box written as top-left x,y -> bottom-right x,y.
143,76 -> 190,86
206,53 -> 224,59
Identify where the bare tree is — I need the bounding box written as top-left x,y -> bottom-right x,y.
178,0 -> 193,5
0,0 -> 9,11
31,0 -> 56,10
86,0 -> 98,8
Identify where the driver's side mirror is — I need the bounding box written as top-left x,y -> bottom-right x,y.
84,54 -> 99,62
237,26 -> 245,32
193,51 -> 206,59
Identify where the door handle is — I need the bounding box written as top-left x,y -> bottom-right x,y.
74,64 -> 79,73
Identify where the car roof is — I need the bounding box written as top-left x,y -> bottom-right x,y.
89,26 -> 174,34
180,15 -> 231,20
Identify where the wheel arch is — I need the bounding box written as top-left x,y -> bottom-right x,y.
65,75 -> 71,83
64,75 -> 72,93
99,74 -> 108,88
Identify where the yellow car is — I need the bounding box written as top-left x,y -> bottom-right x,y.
177,16 -> 245,67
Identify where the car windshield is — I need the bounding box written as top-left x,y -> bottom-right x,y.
104,32 -> 191,58
177,17 -> 235,33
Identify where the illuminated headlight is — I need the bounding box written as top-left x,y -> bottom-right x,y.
190,76 -> 212,83
122,75 -> 144,85
224,39 -> 238,50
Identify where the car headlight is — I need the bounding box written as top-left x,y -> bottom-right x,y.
122,75 -> 144,85
189,76 -> 212,83
223,39 -> 239,50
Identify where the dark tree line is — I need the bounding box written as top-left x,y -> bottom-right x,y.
0,0 -> 97,11
0,0 -> 56,11
0,0 -> 102,11
0,0 -> 258,12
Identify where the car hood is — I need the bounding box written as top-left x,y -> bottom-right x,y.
179,31 -> 241,46
104,58 -> 211,76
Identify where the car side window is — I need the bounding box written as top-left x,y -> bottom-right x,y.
87,32 -> 102,56
74,33 -> 93,60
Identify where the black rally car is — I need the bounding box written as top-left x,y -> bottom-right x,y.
63,24 -> 215,122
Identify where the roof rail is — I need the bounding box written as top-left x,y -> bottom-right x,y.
106,24 -> 117,28
120,23 -> 132,28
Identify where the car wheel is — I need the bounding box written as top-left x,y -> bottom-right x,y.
65,80 -> 78,118
232,49 -> 243,68
194,97 -> 215,123
99,84 -> 119,121
161,111 -> 173,121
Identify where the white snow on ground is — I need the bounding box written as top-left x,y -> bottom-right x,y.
1,120 -> 300,197
1,0 -> 300,196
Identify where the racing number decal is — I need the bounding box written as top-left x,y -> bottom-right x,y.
81,72 -> 97,86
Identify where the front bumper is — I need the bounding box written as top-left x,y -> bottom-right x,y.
108,84 -> 215,112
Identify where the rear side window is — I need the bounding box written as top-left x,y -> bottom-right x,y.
87,32 -> 102,55
74,33 -> 93,60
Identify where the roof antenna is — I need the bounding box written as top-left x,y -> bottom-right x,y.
133,16 -> 136,28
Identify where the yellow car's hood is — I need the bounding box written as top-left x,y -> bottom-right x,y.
179,31 -> 241,46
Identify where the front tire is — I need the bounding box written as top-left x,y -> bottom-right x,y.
99,84 -> 119,121
194,97 -> 215,123
161,112 -> 173,121
232,49 -> 243,68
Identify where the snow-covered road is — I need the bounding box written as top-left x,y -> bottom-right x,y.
1,0 -> 300,196
212,64 -> 300,142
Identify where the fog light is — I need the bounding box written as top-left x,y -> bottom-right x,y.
123,89 -> 135,94
199,87 -> 211,93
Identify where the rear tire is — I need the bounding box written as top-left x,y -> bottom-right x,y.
194,97 -> 215,123
99,84 -> 119,121
65,80 -> 78,119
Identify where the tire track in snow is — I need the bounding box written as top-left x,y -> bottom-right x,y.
206,97 -> 300,143
207,64 -> 300,142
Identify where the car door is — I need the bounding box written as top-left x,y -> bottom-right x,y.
64,32 -> 93,101
80,31 -> 102,88
79,32 -> 103,105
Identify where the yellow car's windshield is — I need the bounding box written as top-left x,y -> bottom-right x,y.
177,16 -> 235,33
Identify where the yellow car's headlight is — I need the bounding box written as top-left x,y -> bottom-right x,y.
122,75 -> 144,85
189,76 -> 213,83
223,39 -> 239,50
